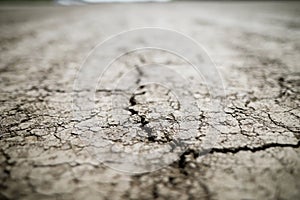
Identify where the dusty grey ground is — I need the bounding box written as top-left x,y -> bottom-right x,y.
0,2 -> 300,200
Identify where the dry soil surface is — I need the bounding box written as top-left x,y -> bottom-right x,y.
0,2 -> 300,200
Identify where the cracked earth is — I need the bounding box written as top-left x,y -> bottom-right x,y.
0,2 -> 299,200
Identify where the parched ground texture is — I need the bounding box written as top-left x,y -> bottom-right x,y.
0,2 -> 300,200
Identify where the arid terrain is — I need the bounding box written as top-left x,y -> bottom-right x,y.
0,2 -> 299,200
